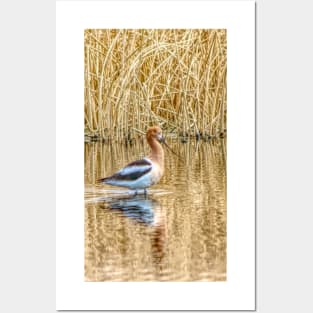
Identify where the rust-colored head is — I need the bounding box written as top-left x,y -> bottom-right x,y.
146,126 -> 165,143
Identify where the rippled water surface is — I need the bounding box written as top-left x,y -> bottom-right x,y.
85,138 -> 226,281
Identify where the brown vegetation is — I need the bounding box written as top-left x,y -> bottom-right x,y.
84,29 -> 227,141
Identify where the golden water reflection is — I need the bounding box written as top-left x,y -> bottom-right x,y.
85,138 -> 226,281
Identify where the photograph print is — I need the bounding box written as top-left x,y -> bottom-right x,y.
84,29 -> 227,282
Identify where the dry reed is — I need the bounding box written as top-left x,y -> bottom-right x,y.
84,29 -> 227,141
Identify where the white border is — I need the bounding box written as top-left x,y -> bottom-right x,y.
56,1 -> 255,310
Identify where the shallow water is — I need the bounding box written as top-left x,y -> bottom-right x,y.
84,138 -> 226,281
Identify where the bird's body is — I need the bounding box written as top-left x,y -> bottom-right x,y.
97,126 -> 165,193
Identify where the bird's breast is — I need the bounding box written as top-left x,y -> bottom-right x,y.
150,163 -> 164,184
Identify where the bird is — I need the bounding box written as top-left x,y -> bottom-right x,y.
97,126 -> 165,195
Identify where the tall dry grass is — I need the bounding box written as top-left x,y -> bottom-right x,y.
84,29 -> 226,140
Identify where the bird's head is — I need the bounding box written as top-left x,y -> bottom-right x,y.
146,126 -> 165,143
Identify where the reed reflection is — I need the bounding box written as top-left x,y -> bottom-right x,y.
85,139 -> 226,281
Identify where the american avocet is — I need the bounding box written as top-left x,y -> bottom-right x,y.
97,126 -> 165,194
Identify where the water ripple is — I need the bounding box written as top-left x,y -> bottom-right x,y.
85,139 -> 226,281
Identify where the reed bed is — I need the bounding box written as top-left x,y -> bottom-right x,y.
84,29 -> 227,141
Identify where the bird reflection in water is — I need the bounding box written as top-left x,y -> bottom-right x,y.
100,195 -> 166,269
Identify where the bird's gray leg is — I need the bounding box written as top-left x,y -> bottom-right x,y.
144,189 -> 147,197
129,190 -> 136,197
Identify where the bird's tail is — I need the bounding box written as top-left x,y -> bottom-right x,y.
96,177 -> 109,184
